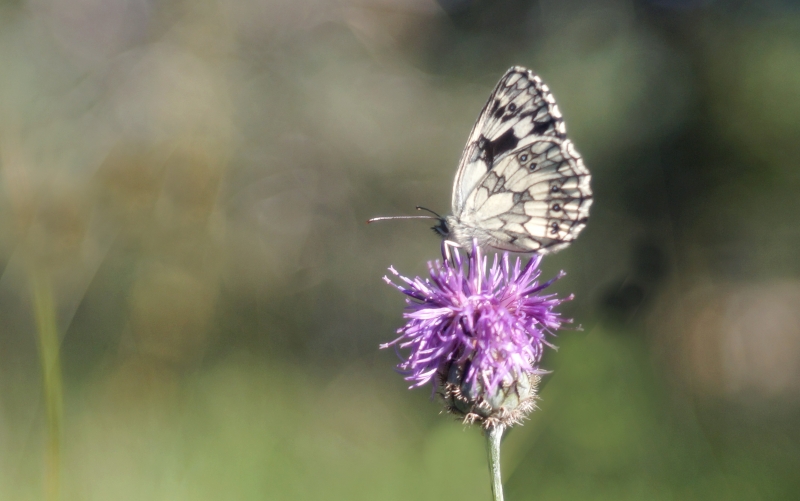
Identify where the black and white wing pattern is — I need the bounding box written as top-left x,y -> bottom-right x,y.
445,66 -> 592,254
452,66 -> 567,215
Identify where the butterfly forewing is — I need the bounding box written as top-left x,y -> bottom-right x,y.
452,67 -> 567,215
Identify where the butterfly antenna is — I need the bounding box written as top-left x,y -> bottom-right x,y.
415,206 -> 443,219
367,215 -> 437,224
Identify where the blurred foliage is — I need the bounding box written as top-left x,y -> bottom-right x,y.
1,0 -> 800,499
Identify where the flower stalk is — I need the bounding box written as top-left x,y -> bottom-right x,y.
486,424 -> 505,501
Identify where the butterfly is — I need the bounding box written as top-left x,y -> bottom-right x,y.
371,66 -> 592,254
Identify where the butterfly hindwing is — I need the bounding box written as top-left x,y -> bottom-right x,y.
452,67 -> 567,215
457,137 -> 592,253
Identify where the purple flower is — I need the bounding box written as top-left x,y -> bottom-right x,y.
381,241 -> 572,426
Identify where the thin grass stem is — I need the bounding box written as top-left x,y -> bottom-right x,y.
29,267 -> 62,501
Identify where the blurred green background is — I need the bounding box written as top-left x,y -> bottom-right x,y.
2,0 -> 800,499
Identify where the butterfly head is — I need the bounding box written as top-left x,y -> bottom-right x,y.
431,216 -> 451,238
433,215 -> 475,250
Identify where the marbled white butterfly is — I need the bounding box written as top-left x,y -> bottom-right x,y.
371,66 -> 592,254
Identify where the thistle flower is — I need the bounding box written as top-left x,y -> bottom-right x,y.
381,240 -> 572,428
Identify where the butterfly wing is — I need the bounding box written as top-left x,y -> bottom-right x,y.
454,137 -> 592,253
452,66 -> 566,216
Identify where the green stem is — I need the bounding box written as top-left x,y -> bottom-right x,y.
30,267 -> 62,501
485,424 -> 505,501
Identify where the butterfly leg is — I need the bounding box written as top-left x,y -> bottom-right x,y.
443,239 -> 462,262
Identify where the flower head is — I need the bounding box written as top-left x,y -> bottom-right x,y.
382,241 -> 572,426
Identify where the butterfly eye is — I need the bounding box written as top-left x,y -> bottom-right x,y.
550,222 -> 560,234
508,103 -> 517,112
552,203 -> 561,212
519,153 -> 529,162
